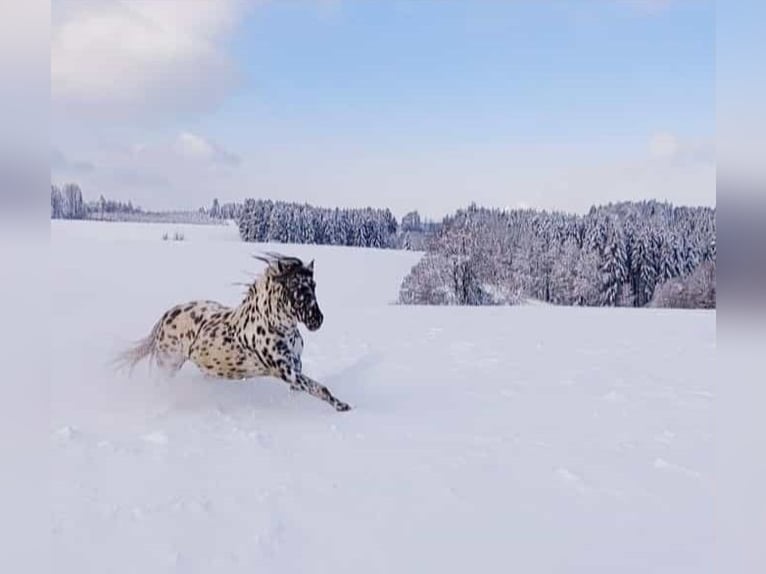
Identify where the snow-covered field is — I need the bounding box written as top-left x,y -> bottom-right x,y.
51,220 -> 715,574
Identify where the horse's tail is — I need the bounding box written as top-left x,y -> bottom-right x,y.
112,316 -> 162,375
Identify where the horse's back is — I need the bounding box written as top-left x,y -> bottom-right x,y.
154,300 -> 228,361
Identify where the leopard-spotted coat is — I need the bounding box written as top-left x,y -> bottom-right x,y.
116,253 -> 350,412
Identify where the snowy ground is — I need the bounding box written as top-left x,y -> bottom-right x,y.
51,220 -> 715,574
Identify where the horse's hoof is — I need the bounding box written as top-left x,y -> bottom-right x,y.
336,402 -> 351,412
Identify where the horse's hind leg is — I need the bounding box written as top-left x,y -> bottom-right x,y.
154,337 -> 187,377
155,351 -> 185,377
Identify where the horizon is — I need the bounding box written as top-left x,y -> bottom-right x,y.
51,1 -> 715,221
50,179 -> 716,223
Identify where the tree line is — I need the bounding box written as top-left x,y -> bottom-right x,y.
51,184 -> 142,219
49,184 -> 715,308
399,201 -> 715,309
49,186 -> 438,248
236,198 -> 402,249
51,184 -> 220,224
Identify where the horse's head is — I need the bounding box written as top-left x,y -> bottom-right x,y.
282,258 -> 323,331
257,253 -> 324,331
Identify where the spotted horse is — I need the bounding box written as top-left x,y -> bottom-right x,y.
116,253 -> 351,412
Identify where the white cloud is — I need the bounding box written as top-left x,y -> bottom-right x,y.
51,131 -> 242,211
173,132 -> 239,165
649,132 -> 680,159
505,132 -> 715,214
51,0 -> 246,119
50,148 -> 95,174
174,132 -> 216,160
648,131 -> 714,165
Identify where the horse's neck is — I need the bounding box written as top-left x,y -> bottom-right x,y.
234,276 -> 296,334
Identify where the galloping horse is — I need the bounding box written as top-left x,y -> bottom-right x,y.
116,253 -> 351,412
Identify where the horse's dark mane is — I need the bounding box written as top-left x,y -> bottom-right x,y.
252,252 -> 310,281
253,251 -> 303,266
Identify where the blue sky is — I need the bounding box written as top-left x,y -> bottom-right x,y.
51,0 -> 715,218
220,1 -> 713,145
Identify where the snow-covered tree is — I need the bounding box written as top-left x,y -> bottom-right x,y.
399,200 -> 715,308
399,252 -> 454,305
237,199 -> 401,249
61,183 -> 85,219
210,198 -> 220,218
51,185 -> 64,218
651,260 -> 715,309
401,211 -> 422,233
599,220 -> 628,306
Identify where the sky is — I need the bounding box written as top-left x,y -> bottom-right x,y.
50,0 -> 715,219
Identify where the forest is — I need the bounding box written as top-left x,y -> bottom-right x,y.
399,201 -> 715,308
50,185 -> 715,308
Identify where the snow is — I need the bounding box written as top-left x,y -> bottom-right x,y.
51,220 -> 715,573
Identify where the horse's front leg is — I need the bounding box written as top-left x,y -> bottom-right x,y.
286,354 -> 303,391
295,372 -> 351,412
276,361 -> 350,412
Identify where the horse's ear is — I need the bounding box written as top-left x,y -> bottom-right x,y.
307,259 -> 314,272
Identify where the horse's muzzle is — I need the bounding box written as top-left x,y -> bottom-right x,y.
306,309 -> 323,331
